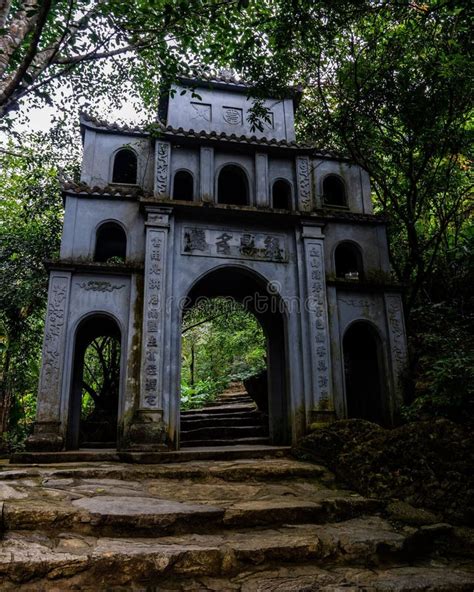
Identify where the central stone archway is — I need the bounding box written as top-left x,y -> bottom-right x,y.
178,265 -> 290,448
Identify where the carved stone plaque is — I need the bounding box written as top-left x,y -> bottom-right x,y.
222,107 -> 243,125
191,102 -> 212,122
182,227 -> 288,262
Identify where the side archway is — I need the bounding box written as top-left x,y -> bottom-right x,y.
334,241 -> 363,280
94,221 -> 127,262
217,164 -> 249,206
343,321 -> 385,424
111,148 -> 137,184
67,314 -> 122,449
323,174 -> 346,207
172,170 -> 194,201
272,179 -> 292,210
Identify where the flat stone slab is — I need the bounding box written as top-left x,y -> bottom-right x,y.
72,495 -> 224,525
0,518 -> 409,588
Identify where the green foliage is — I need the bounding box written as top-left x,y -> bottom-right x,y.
403,300 -> 474,421
181,298 -> 266,409
0,128 -> 80,447
180,379 -> 226,411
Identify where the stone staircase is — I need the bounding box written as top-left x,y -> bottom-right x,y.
0,454 -> 473,590
180,387 -> 270,447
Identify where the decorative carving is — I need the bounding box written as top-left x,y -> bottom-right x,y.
184,228 -> 208,253
240,233 -> 256,256
222,107 -> 243,125
77,281 -> 125,292
296,157 -> 312,211
339,297 -> 374,308
182,227 -> 288,262
39,277 -> 69,398
190,102 -> 212,122
386,296 -> 407,391
155,142 -> 170,195
216,232 -> 233,255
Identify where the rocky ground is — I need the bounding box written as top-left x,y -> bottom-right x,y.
0,452 -> 473,590
294,418 -> 474,526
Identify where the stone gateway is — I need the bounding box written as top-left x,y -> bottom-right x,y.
27,74 -> 407,452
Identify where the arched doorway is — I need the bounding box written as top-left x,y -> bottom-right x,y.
217,165 -> 249,205
67,315 -> 122,449
343,322 -> 385,424
180,266 -> 289,446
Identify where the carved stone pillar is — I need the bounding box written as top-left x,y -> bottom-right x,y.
154,141 -> 171,198
296,156 -> 313,212
301,223 -> 334,422
384,293 -> 408,419
255,153 -> 269,208
200,146 -> 214,203
127,206 -> 171,450
26,271 -> 72,451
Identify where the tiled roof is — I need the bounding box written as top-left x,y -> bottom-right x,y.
80,112 -> 148,136
80,112 -> 347,160
62,181 -> 151,198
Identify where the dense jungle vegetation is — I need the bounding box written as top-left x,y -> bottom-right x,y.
0,0 -> 472,450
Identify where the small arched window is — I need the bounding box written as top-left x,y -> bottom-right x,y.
94,222 -> 127,263
323,175 -> 346,207
173,170 -> 194,201
217,165 -> 248,206
272,179 -> 292,210
112,149 -> 137,185
335,242 -> 363,280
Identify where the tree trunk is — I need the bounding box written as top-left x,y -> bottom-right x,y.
0,347 -> 12,449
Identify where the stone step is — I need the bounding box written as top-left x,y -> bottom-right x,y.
181,437 -> 271,447
3,488 -> 378,536
180,415 -> 265,428
181,425 -> 269,441
80,442 -> 117,449
2,457 -> 329,483
10,445 -> 290,465
181,405 -> 256,416
210,397 -> 254,405
0,518 -> 415,589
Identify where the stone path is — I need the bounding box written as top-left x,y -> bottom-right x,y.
180,389 -> 269,447
0,455 -> 473,590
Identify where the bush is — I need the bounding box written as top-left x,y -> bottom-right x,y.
404,300 -> 474,421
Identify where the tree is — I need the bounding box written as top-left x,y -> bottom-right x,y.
0,0 -> 267,125
0,127 -> 79,445
181,298 -> 266,408
230,1 -> 473,313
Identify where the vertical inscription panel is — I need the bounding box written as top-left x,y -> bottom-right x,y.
37,274 -> 70,421
155,141 -> 171,197
296,156 -> 313,212
385,294 -> 408,402
304,240 -> 332,408
141,227 -> 167,409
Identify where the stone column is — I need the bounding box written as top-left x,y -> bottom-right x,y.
154,141 -> 171,198
255,152 -> 269,208
296,156 -> 313,212
200,146 -> 214,203
301,223 -> 334,424
384,293 -> 408,419
26,271 -> 72,451
127,206 -> 171,450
